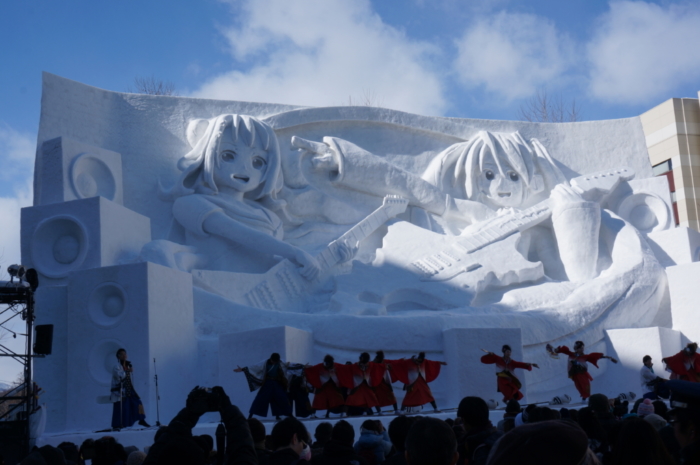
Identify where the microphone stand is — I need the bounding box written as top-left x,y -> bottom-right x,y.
153,358 -> 161,426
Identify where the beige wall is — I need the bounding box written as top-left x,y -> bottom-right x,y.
641,96 -> 700,231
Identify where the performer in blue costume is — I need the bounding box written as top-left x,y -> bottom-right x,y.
110,348 -> 150,430
234,352 -> 293,420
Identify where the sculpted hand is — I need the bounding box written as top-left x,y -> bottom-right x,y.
291,136 -> 340,172
335,240 -> 359,264
551,183 -> 586,214
293,248 -> 321,281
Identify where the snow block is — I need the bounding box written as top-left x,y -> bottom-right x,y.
646,227 -> 700,267
604,327 -> 681,397
667,262 -> 700,343
21,197 -> 151,285
65,262 -> 195,431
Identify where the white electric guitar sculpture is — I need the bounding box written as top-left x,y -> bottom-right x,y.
193,195 -> 409,312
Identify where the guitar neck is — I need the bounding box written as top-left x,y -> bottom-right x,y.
456,199 -> 553,253
315,204 -> 393,271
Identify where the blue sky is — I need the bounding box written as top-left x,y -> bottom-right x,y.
1,0 -> 700,381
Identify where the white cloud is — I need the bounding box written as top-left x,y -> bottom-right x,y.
190,0 -> 447,115
452,11 -> 575,101
587,1 -> 700,104
0,125 -> 34,271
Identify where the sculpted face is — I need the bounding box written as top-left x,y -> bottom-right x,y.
214,137 -> 268,195
478,149 -> 525,209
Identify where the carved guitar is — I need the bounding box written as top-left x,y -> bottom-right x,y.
410,167 -> 634,282
193,195 -> 409,311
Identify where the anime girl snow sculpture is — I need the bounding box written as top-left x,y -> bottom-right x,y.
150,114 -> 320,277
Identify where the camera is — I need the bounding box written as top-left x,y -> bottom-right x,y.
187,386 -> 221,412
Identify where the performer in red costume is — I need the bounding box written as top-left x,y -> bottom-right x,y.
481,345 -> 539,402
547,341 -> 617,400
305,354 -> 347,418
390,352 -> 447,413
335,352 -> 386,413
663,342 -> 700,382
372,351 -> 399,415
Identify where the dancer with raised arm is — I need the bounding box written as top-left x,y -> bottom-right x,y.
305,355 -> 346,418
547,341 -> 617,401
336,352 -> 386,415
234,352 -> 292,420
663,343 -> 700,382
372,351 -> 399,415
481,345 -> 538,402
390,352 -> 446,413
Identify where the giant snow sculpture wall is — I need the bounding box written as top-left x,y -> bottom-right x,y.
25,73 -> 687,432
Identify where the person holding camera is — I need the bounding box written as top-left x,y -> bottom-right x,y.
143,386 -> 257,465
111,348 -> 150,430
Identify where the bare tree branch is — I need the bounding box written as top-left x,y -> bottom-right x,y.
518,87 -> 583,122
128,76 -> 178,96
346,89 -> 384,108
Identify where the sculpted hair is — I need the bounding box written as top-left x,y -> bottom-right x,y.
163,114 -> 282,203
421,131 -> 565,203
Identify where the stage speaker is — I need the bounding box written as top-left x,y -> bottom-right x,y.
34,324 -> 54,355
37,137 -> 124,206
21,196 -> 151,285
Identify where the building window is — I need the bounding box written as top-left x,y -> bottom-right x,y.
652,159 -> 672,176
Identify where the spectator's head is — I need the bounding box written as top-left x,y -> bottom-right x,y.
331,420 -> 355,447
359,352 -> 370,364
643,355 -> 652,367
457,397 -> 490,431
684,343 -> 698,356
504,399 -> 520,416
405,418 -> 457,465
126,450 -> 146,465
271,416 -> 309,455
652,400 -> 669,420
247,418 -> 267,446
611,417 -> 674,465
93,437 -> 127,465
269,353 -> 281,363
374,350 -> 385,363
314,422 -> 333,444
637,398 -> 655,417
361,419 -> 380,433
57,442 -> 79,463
33,445 -> 66,465
485,420 -> 596,465
643,413 -> 667,431
323,354 -> 334,369
388,415 -> 414,452
502,418 -> 515,434
588,393 -> 610,416
528,407 -> 556,423
80,439 -> 95,461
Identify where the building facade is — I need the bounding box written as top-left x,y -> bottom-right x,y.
641,95 -> 700,230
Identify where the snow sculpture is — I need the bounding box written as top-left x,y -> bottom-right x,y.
26,75 -> 679,433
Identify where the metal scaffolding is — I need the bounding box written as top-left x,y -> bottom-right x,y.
0,278 -> 39,462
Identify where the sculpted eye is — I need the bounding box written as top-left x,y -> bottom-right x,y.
221,151 -> 235,162
252,157 -> 267,170
509,172 -> 519,181
484,170 -> 495,181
